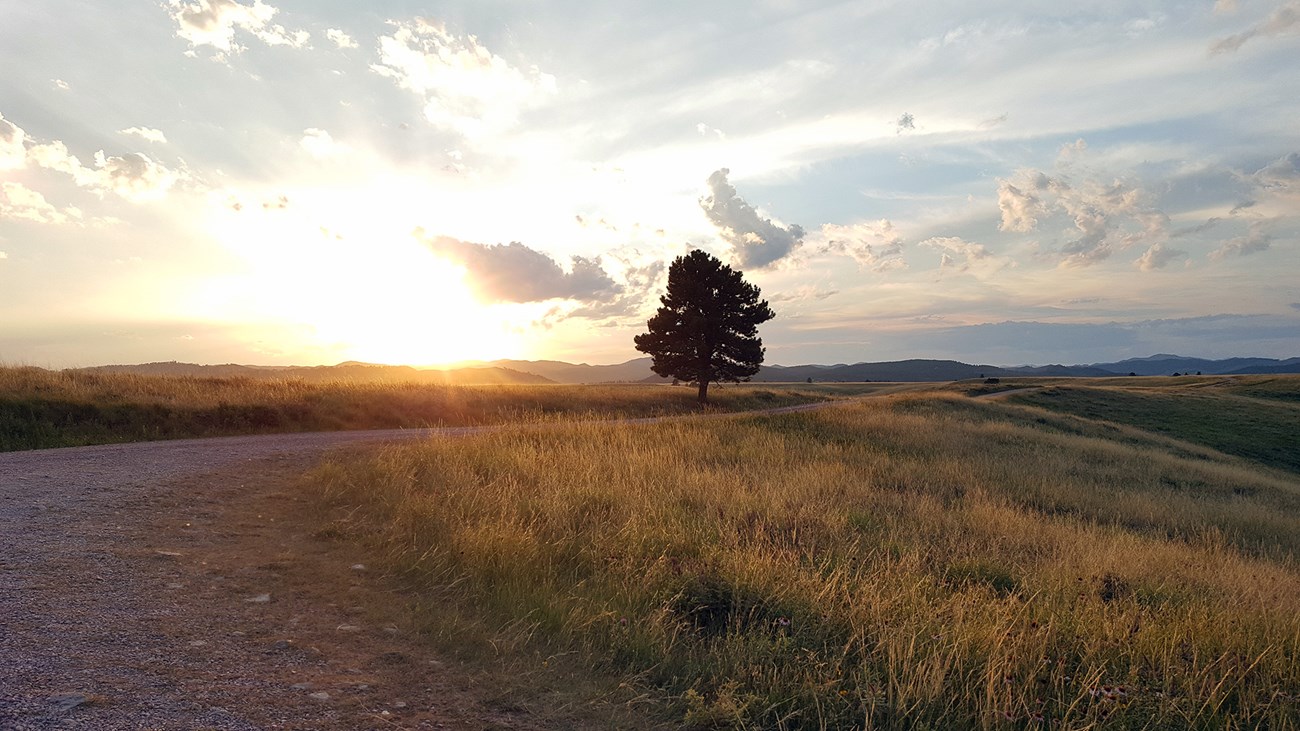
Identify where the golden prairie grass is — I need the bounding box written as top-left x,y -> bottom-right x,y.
0,365 -> 891,451
309,390 -> 1300,729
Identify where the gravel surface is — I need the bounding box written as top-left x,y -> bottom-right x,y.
0,428 -> 529,730
0,401 -> 872,730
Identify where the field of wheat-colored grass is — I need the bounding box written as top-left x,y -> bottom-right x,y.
0,365 -> 894,451
308,383 -> 1300,729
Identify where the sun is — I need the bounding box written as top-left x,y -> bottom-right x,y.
194,204 -> 523,365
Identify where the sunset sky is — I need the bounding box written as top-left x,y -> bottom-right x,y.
1,1 -> 1297,368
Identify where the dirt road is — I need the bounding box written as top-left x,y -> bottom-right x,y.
0,396 -> 910,729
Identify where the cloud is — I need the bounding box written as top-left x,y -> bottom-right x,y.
119,127 -> 167,144
997,165 -> 1169,268
816,220 -> 905,272
568,259 -> 665,320
168,0 -> 308,55
896,112 -> 915,133
92,151 -> 179,202
1135,242 -> 1188,271
922,236 -> 1010,276
52,79 -> 70,91
417,230 -> 621,304
300,128 -> 344,158
1250,152 -> 1300,201
978,113 -> 1008,128
0,182 -> 80,225
0,251 -> 7,259
996,171 -> 1056,232
1211,0 -> 1300,53
700,168 -> 805,268
0,113 -> 27,170
1212,220 -> 1274,259
1290,302 -> 1300,311
371,18 -> 557,139
325,29 -> 357,49
17,127 -> 181,202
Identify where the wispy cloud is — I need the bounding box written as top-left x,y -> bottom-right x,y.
1211,0 -> 1300,53
1212,220 -> 1274,259
814,220 -> 905,272
372,18 -> 556,140
119,127 -> 167,144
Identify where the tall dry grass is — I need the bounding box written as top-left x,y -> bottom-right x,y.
0,365 -> 883,451
309,391 -> 1300,729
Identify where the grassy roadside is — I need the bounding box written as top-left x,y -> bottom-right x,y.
306,386 -> 1300,729
0,365 -> 895,451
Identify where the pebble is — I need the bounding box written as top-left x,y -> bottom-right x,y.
244,593 -> 271,603
308,691 -> 330,701
350,563 -> 366,571
336,624 -> 361,632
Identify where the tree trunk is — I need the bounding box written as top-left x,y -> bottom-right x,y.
697,380 -> 709,404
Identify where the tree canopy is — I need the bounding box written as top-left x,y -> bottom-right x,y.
634,249 -> 775,403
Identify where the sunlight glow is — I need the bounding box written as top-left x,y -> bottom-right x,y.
189,195 -> 525,365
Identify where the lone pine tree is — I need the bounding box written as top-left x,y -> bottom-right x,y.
634,249 -> 775,403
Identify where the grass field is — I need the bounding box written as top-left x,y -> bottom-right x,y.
308,376 -> 1300,729
0,365 -> 894,451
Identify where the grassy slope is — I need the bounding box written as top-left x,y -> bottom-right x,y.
1004,376 -> 1300,474
309,381 -> 1300,729
0,366 -> 893,451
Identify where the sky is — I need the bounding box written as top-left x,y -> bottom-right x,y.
1,0 -> 1297,368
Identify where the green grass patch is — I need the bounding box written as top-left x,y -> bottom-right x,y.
1007,383 -> 1300,474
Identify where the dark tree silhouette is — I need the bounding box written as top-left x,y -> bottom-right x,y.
634,249 -> 775,404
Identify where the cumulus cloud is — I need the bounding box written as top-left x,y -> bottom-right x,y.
816,220 -> 905,272
300,128 -> 344,158
325,28 -> 357,49
119,127 -> 167,144
996,171 -> 1057,232
92,151 -> 179,202
1211,0 -> 1300,53
372,18 -> 556,139
700,168 -> 805,268
416,230 -> 621,304
168,0 -> 308,55
997,165 -> 1169,268
0,182 -> 80,225
1135,242 -> 1188,271
1212,220 -> 1274,258
5,115 -> 182,203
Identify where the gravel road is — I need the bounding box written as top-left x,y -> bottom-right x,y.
0,398 -> 888,729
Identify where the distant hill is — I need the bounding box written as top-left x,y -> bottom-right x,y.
76,361 -> 555,386
1089,355 -> 1300,377
485,358 -> 667,384
68,354 -> 1300,386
